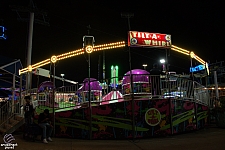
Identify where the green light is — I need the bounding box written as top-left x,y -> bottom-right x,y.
110,65 -> 119,87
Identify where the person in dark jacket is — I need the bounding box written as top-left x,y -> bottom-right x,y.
23,95 -> 34,125
38,109 -> 53,144
150,63 -> 165,95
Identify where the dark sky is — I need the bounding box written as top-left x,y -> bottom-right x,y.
0,0 -> 224,85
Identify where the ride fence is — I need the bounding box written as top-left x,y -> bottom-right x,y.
20,74 -> 210,111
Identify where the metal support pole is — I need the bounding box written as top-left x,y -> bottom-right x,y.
53,63 -> 56,136
103,50 -> 106,95
166,49 -> 170,91
166,49 -> 173,134
88,53 -> 92,140
26,12 -> 34,91
85,25 -> 93,140
190,57 -> 198,130
214,71 -> 219,107
214,71 -> 219,99
168,98 -> 173,135
128,17 -> 135,141
20,75 -> 23,115
122,12 -> 135,140
12,74 -> 15,113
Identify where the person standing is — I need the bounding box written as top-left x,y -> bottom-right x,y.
23,95 -> 34,125
38,109 -> 53,144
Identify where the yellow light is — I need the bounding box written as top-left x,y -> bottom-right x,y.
20,68 -> 28,73
205,62 -> 209,76
21,41 -> 211,76
92,41 -> 125,49
190,51 -> 195,58
19,69 -> 27,74
171,48 -> 189,55
171,45 -> 190,53
32,59 -> 50,68
28,65 -> 32,72
172,48 -> 206,65
51,55 -> 57,63
85,45 -> 93,53
32,59 -> 49,67
194,55 -> 205,65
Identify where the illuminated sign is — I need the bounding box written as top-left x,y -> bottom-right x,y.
0,26 -> 6,40
190,64 -> 206,73
145,108 -> 161,126
128,31 -> 171,48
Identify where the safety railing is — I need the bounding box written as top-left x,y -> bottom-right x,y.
0,100 -> 21,127
161,74 -> 210,105
194,82 -> 210,106
20,74 -> 210,112
53,85 -> 79,109
209,89 -> 225,107
0,101 -> 12,125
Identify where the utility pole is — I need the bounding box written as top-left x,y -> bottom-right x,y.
11,0 -> 49,91
121,12 -> 136,140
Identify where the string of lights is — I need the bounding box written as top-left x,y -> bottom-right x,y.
19,42 -> 206,75
19,41 -> 126,75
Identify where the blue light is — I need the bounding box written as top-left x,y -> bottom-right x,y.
190,64 -> 206,72
0,26 -> 7,40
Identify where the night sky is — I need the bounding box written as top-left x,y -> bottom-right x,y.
0,0 -> 224,86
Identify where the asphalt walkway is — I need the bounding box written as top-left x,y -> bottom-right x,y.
1,127 -> 225,150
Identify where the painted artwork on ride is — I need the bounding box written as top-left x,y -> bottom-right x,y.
53,98 -> 209,139
171,99 -> 208,133
53,99 -> 172,139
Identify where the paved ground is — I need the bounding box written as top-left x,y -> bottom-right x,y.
1,127 -> 225,150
